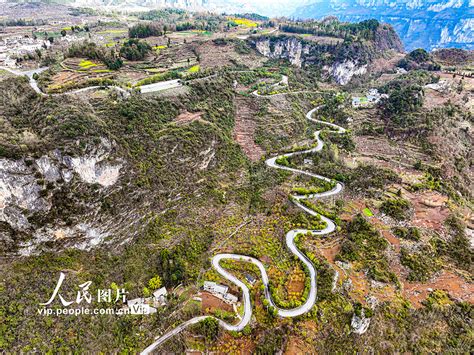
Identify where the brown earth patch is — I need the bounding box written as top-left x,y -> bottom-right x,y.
196,41 -> 265,70
233,96 -> 264,162
372,214 -> 473,308
214,332 -> 255,354
424,72 -> 474,111
287,267 -> 305,296
174,111 -> 205,124
405,190 -> 450,231
201,291 -> 232,312
370,52 -> 405,74
318,243 -> 340,263
403,271 -> 474,308
285,336 -> 314,355
353,135 -> 433,168
50,70 -> 86,86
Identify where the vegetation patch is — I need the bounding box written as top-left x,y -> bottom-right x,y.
188,64 -> 200,73
380,197 -> 411,221
392,226 -> 421,241
228,17 -> 257,28
362,207 -> 373,217
336,214 -> 397,284
400,245 -> 441,282
78,59 -> 97,69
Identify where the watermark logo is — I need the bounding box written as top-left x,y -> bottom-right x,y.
38,272 -> 152,316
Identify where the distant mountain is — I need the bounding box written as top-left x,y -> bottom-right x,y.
292,0 -> 473,51
5,0 -> 472,50
4,0 -> 313,17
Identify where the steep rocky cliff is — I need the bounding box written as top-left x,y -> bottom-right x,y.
292,0 -> 473,51
250,26 -> 402,85
0,75 -> 243,257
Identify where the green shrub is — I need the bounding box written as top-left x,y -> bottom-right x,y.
380,198 -> 411,221
193,317 -> 220,343
392,227 -> 421,241
275,156 -> 291,167
400,246 -> 441,282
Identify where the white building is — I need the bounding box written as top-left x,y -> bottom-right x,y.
203,281 -> 238,305
223,293 -> 238,304
352,89 -> 388,108
152,287 -> 168,306
203,281 -> 228,295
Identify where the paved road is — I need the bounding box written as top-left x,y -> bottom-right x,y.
0,66 -> 48,95
140,79 -> 182,94
1,66 -> 132,97
251,75 -> 288,97
141,97 -> 346,353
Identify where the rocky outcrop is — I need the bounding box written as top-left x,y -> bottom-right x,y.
324,60 -> 368,86
374,25 -> 404,53
252,36 -> 371,85
0,138 -> 123,255
18,223 -> 110,256
0,159 -> 50,232
255,37 -> 310,67
351,309 -> 371,334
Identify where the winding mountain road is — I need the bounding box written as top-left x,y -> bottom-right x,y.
141,91 -> 346,354
2,65 -> 347,351
1,66 -> 133,97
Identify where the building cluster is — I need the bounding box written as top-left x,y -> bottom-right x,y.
0,35 -> 51,67
352,88 -> 388,108
125,287 -> 168,314
0,31 -> 85,68
203,281 -> 238,304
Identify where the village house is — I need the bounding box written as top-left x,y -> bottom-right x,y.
352,88 -> 388,108
125,286 -> 168,313
152,287 -> 168,306
245,273 -> 256,285
203,281 -> 238,305
204,281 -> 228,295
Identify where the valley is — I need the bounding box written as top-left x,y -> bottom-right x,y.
0,5 -> 472,354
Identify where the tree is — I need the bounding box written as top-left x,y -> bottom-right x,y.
120,39 -> 151,60
60,30 -> 67,37
407,48 -> 429,62
242,325 -> 252,336
148,275 -> 162,290
195,317 -> 219,343
129,23 -> 163,38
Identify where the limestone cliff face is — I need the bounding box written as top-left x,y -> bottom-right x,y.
255,36 -> 311,67
252,36 -> 376,85
0,139 -> 125,256
293,0 -> 473,51
324,61 -> 368,86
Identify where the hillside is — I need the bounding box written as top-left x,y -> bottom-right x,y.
0,10 -> 472,354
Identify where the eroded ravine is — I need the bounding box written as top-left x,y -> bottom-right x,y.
141,98 -> 346,353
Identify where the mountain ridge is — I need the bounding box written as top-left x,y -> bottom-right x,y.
292,0 -> 473,51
